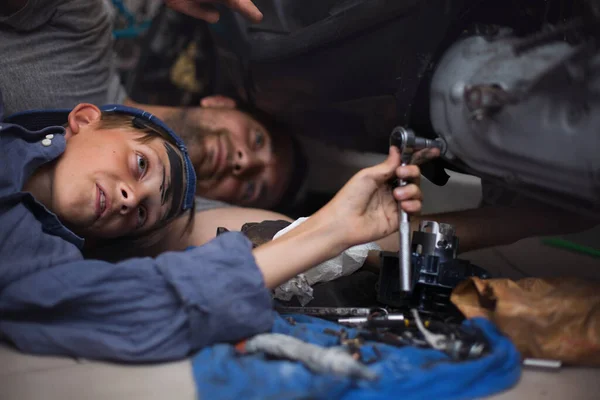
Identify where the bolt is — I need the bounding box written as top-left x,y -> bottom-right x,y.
466,87 -> 482,109
450,82 -> 465,103
471,110 -> 485,121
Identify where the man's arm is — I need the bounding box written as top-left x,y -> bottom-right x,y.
137,206 -> 292,255
188,207 -> 293,246
431,204 -> 596,253
156,191 -> 596,260
375,203 -> 597,254
169,197 -> 596,257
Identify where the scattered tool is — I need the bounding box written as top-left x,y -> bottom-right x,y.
275,306 -> 389,320
338,313 -> 405,326
323,328 -> 365,361
333,308 -> 490,361
389,127 -> 447,295
410,309 -> 488,360
523,358 -> 562,371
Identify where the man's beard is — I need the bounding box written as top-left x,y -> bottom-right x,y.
192,128 -> 233,184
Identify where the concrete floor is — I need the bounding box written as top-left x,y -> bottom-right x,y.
1,171 -> 598,399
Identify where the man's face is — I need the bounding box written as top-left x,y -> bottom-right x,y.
188,107 -> 293,208
52,114 -> 178,240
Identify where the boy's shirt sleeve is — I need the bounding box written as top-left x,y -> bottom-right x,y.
0,232 -> 274,362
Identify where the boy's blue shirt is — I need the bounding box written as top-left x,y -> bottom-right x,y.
0,90 -> 274,362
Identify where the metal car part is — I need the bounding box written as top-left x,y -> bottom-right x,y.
412,221 -> 458,261
377,221 -> 490,312
430,28 -> 600,216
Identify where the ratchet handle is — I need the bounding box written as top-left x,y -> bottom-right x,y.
391,126 -> 444,295
398,161 -> 412,294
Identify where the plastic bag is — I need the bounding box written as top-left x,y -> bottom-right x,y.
451,277 -> 600,366
272,218 -> 380,305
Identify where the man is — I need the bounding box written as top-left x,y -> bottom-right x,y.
161,2 -> 597,253
125,90 -> 596,255
1,0 -> 593,255
124,96 -> 295,210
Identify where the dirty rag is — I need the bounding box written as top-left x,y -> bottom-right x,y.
191,314 -> 520,400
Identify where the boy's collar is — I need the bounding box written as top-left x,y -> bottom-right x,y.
4,105 -> 197,216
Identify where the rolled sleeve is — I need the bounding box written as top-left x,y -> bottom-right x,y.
0,233 -> 274,362
156,232 -> 274,349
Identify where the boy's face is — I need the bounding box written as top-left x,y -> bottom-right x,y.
52,105 -> 179,239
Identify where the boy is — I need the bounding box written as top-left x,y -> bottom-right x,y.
0,96 -> 424,362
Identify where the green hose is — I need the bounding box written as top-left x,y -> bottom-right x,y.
542,238 -> 600,259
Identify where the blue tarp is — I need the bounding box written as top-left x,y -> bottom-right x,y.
192,314 -> 521,399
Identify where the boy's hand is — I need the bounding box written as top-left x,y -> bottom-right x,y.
165,0 -> 263,23
316,146 -> 422,249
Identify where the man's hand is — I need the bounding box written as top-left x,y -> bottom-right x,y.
410,147 -> 441,165
316,146 -> 422,249
165,0 -> 263,23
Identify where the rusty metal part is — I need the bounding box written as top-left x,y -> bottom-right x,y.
464,84 -> 518,120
